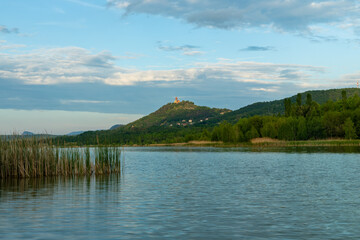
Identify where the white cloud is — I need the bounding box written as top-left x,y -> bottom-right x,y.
60,99 -> 111,104
250,87 -> 279,92
183,50 -> 204,56
341,71 -> 360,88
0,45 -> 327,88
0,47 -> 118,85
109,0 -> 359,33
0,40 -> 26,50
105,61 -> 326,86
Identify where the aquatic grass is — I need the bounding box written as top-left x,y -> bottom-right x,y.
0,135 -> 123,179
95,146 -> 123,175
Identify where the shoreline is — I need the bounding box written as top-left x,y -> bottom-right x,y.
132,138 -> 360,148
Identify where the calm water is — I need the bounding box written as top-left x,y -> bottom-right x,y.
1,147 -> 360,239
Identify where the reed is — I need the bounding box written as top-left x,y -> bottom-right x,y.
0,135 -> 123,179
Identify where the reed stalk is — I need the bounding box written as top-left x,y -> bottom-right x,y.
0,135 -> 123,179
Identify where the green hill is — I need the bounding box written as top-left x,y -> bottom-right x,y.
123,100 -> 230,130
211,88 -> 360,124
58,101 -> 230,145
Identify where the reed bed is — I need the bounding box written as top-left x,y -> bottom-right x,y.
0,136 -> 123,179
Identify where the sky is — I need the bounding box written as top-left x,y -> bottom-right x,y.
1,0 -> 360,134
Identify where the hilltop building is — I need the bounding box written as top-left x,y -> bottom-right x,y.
174,97 -> 180,104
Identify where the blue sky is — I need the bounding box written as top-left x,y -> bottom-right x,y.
1,0 -> 360,134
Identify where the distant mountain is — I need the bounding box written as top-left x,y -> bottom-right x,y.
211,88 -> 360,124
109,124 -> 124,130
122,100 -> 231,130
66,131 -> 85,136
19,131 -> 55,138
22,131 -> 34,136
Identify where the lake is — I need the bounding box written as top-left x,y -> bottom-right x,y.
1,146 -> 360,239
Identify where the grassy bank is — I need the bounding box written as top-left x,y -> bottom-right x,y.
0,136 -> 123,179
249,138 -> 360,147
143,138 -> 360,148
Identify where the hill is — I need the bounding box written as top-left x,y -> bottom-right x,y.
66,131 -> 85,136
211,88 -> 360,124
58,100 -> 230,145
109,124 -> 124,130
123,100 -> 230,130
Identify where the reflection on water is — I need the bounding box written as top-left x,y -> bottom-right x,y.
1,147 -> 360,239
125,145 -> 360,153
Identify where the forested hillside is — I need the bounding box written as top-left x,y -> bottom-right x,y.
211,91 -> 360,143
212,88 -> 360,124
122,100 -> 230,130
58,88 -> 360,145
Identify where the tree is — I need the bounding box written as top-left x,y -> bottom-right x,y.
201,129 -> 211,140
295,93 -> 303,117
307,117 -> 325,139
306,93 -> 312,106
277,117 -> 297,140
284,98 -> 292,117
322,111 -> 343,138
220,121 -> 236,143
261,121 -> 277,139
211,126 -> 221,141
342,90 -> 348,110
236,118 -> 251,134
351,108 -> 360,136
236,128 -> 246,142
245,126 -> 259,140
343,118 -> 357,139
296,93 -> 302,106
249,116 -> 263,133
297,117 -> 307,140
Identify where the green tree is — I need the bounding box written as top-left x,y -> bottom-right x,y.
306,93 -> 312,106
201,129 -> 211,140
296,93 -> 302,106
211,126 -> 221,141
249,116 -> 263,133
284,98 -> 292,117
245,126 -> 259,140
261,121 -> 277,139
307,117 -> 325,139
343,118 -> 357,139
277,117 -> 297,140
297,117 -> 307,140
235,124 -> 246,142
342,90 -> 348,110
220,121 -> 236,143
351,108 -> 360,136
322,111 -> 343,138
295,93 -> 303,117
236,118 -> 251,134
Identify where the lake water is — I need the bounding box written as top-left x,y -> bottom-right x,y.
1,147 -> 360,239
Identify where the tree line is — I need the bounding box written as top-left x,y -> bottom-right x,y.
208,91 -> 360,143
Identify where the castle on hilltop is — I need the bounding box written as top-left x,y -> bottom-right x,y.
174,97 -> 181,104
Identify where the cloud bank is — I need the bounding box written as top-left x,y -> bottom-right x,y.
0,46 -> 326,88
107,0 -> 360,34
